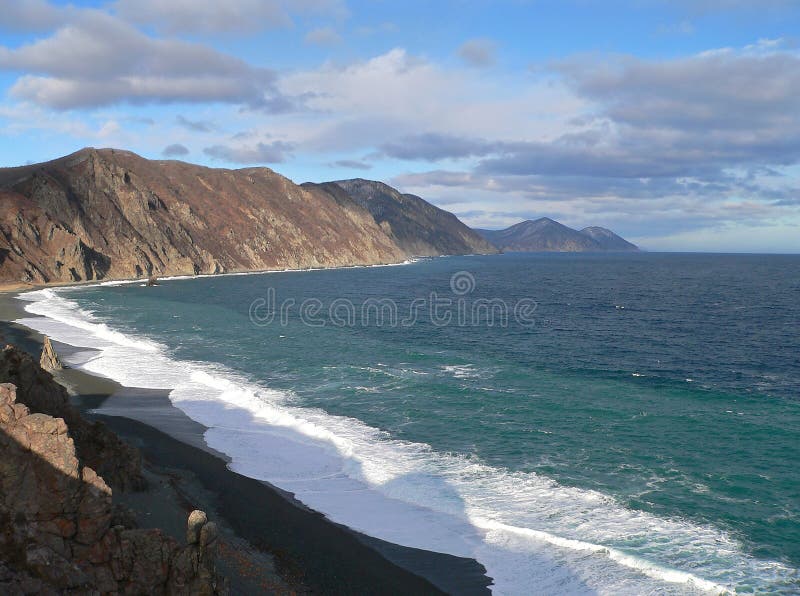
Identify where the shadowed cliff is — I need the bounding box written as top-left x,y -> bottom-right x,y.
0,345 -> 143,492
0,370 -> 227,594
307,179 -> 499,257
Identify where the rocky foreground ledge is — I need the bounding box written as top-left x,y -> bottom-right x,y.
0,344 -> 228,594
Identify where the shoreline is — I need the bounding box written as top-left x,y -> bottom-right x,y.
0,290 -> 492,595
0,255 -> 425,294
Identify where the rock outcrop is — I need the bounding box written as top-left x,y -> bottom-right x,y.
309,179 -> 499,257
39,336 -> 62,372
0,345 -> 143,492
0,374 -> 227,594
476,218 -> 639,252
0,148 -> 406,285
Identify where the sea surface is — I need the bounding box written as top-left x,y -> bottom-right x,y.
16,253 -> 800,594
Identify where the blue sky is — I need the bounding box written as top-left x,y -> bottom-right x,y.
1,0 -> 800,252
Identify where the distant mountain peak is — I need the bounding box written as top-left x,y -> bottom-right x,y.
579,226 -> 639,251
476,219 -> 638,253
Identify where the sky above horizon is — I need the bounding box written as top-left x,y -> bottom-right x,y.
1,1 -> 799,252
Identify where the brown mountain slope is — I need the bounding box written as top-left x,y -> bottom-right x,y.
306,179 -> 498,257
0,148 -> 406,285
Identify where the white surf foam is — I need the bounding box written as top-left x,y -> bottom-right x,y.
16,287 -> 800,595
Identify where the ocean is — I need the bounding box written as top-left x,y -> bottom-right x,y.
16,253 -> 800,594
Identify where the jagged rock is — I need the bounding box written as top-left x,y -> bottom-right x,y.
0,344 -> 145,491
199,521 -> 218,549
187,510 -> 208,544
146,275 -> 159,286
0,373 -> 228,594
39,337 -> 62,372
170,516 -> 226,595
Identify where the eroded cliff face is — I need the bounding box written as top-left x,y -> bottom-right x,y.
313,179 -> 499,257
0,148 -> 406,285
0,345 -> 143,492
0,346 -> 227,594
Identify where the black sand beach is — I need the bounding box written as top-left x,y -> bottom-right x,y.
0,291 -> 493,595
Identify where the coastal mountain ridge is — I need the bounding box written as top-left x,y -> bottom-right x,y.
476,218 -> 638,252
0,148 -> 493,286
306,179 -> 497,257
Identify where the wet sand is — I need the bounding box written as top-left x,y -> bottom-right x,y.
0,290 -> 492,595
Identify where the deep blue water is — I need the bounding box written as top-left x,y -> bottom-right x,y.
22,253 -> 800,593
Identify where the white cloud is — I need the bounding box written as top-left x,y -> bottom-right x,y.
0,0 -> 73,32
304,27 -> 342,46
203,140 -> 295,164
457,38 -> 496,68
114,0 -> 348,34
163,143 -> 190,157
0,11 -> 285,110
279,48 -> 580,150
97,119 -> 122,138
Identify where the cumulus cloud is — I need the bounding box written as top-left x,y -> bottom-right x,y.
330,159 -> 372,170
392,169 -> 736,202
457,38 -> 496,68
476,48 -> 800,181
288,42 -> 800,204
176,115 -> 215,132
279,48 -> 571,153
0,0 -> 73,32
162,143 -> 190,157
558,49 -> 800,133
0,11 -> 289,110
379,133 -> 498,161
114,0 -> 348,34
203,141 -> 295,164
304,27 -> 342,46
284,49 -> 435,112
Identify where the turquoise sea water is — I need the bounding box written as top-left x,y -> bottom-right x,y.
19,253 -> 800,593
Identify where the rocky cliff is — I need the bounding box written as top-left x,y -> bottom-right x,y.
0,148 -> 406,285
308,179 -> 499,257
39,337 -> 62,372
476,218 -> 639,252
0,345 -> 227,594
0,345 -> 143,492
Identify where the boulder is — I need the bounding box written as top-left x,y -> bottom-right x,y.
187,509 -> 207,544
39,337 -> 62,372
